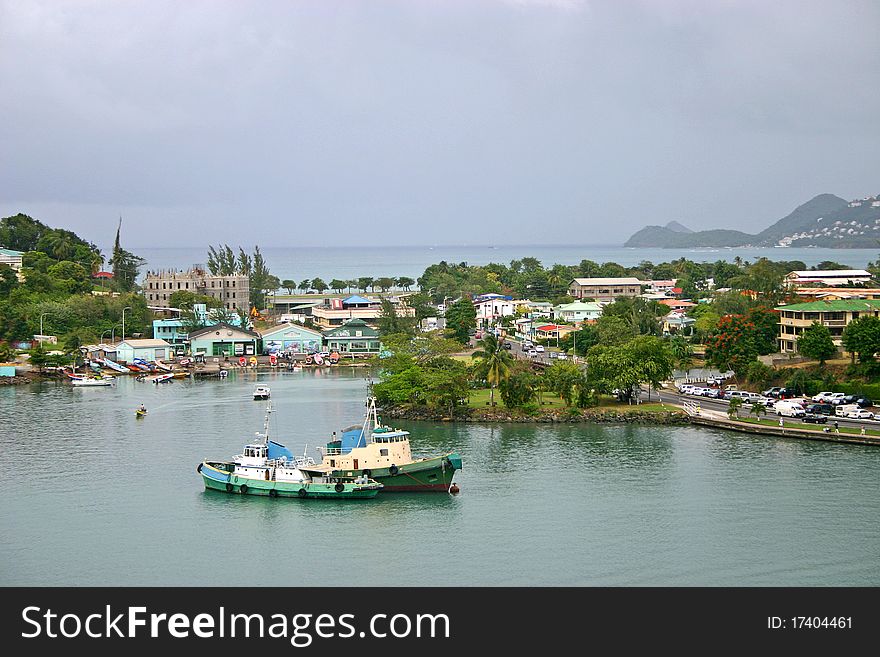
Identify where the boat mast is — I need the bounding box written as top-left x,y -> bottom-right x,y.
258,401 -> 273,445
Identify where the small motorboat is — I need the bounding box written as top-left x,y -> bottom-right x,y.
253,385 -> 271,400
148,373 -> 174,384
135,408 -> 148,418
71,376 -> 115,387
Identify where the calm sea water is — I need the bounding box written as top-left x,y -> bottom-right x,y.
131,245 -> 880,285
2,369 -> 879,586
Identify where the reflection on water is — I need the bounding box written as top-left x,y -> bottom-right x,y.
1,369 -> 879,586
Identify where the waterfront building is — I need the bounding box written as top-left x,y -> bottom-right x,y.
188,323 -> 260,358
259,323 -> 323,354
553,300 -> 603,323
775,299 -> 880,353
152,303 -> 243,353
322,319 -> 381,356
310,294 -> 414,329
143,267 -> 250,311
115,338 -> 174,363
568,277 -> 642,302
785,269 -> 873,287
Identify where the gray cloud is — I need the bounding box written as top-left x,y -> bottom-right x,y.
1,0 -> 878,247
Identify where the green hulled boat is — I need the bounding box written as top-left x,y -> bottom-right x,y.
198,403 -> 382,500
300,398 -> 462,493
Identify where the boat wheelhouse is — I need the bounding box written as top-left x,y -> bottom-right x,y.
301,398 -> 462,492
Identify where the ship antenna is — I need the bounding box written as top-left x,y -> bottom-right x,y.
262,401 -> 273,445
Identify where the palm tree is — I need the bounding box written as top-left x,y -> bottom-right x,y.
668,335 -> 694,376
471,333 -> 514,406
751,401 -> 767,420
727,397 -> 743,419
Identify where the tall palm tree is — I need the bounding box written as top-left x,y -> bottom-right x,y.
471,333 -> 514,406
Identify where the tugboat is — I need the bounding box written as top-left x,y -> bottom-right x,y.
300,398 -> 462,492
197,403 -> 383,499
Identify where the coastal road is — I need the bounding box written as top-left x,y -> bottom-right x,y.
657,386 -> 880,431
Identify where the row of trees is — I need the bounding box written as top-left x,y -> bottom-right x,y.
279,276 -> 416,295
206,244 -> 279,310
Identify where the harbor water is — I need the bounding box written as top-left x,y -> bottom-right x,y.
2,369 -> 879,586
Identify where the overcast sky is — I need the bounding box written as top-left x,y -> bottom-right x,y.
1,0 -> 878,248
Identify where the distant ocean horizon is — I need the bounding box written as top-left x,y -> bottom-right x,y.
129,244 -> 880,285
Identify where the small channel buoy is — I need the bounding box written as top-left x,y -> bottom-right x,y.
449,483 -> 460,495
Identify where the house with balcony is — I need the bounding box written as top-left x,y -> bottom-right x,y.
775,299 -> 880,353
568,277 -> 642,302
472,294 -> 516,328
553,300 -> 603,323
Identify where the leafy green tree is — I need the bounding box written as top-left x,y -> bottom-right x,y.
471,333 -> 514,405
396,276 -> 415,291
300,279 -> 311,293
358,277 -> 374,293
27,343 -> 49,371
0,342 -> 15,362
797,322 -> 837,365
330,279 -> 348,293
668,335 -> 694,374
559,324 -> 599,356
601,297 -> 663,336
499,363 -> 539,408
444,297 -> 477,344
842,316 -> 880,363
596,315 -> 635,347
311,278 -> 328,294
377,298 -> 416,337
281,279 -> 296,294
542,360 -> 584,406
375,277 -> 395,292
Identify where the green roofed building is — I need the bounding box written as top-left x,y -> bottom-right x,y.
775,299 -> 880,353
323,319 -> 381,357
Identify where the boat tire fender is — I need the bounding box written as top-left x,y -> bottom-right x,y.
240,484 -> 249,494
298,488 -> 308,498
225,483 -> 234,493
362,469 -> 371,477
197,463 -> 203,474
334,482 -> 345,493
269,489 -> 278,498
389,464 -> 399,476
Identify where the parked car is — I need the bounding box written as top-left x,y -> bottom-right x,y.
846,409 -> 875,420
812,391 -> 835,402
556,353 -> 568,360
806,403 -> 835,416
548,350 -> 557,359
827,393 -> 847,405
527,349 -> 538,358
535,345 -> 545,353
502,342 -> 512,350
855,398 -> 874,408
763,387 -> 783,398
724,384 -> 738,392
802,413 -> 828,424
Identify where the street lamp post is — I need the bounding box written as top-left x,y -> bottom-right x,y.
122,306 -> 132,342
111,324 -> 122,344
39,312 -> 50,337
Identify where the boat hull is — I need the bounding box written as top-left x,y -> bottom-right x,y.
199,462 -> 380,499
327,453 -> 461,492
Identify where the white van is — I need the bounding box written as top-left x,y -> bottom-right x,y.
835,404 -> 859,417
775,400 -> 806,417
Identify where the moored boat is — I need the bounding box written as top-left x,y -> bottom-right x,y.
71,376 -> 115,387
301,398 -> 462,492
198,403 -> 382,499
253,385 -> 270,400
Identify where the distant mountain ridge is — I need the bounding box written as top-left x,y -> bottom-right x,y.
624,193 -> 880,248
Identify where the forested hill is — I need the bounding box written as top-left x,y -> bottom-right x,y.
623,193 -> 880,248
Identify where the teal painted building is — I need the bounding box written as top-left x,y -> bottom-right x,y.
323,319 -> 381,355
188,323 -> 260,357
259,323 -> 323,355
